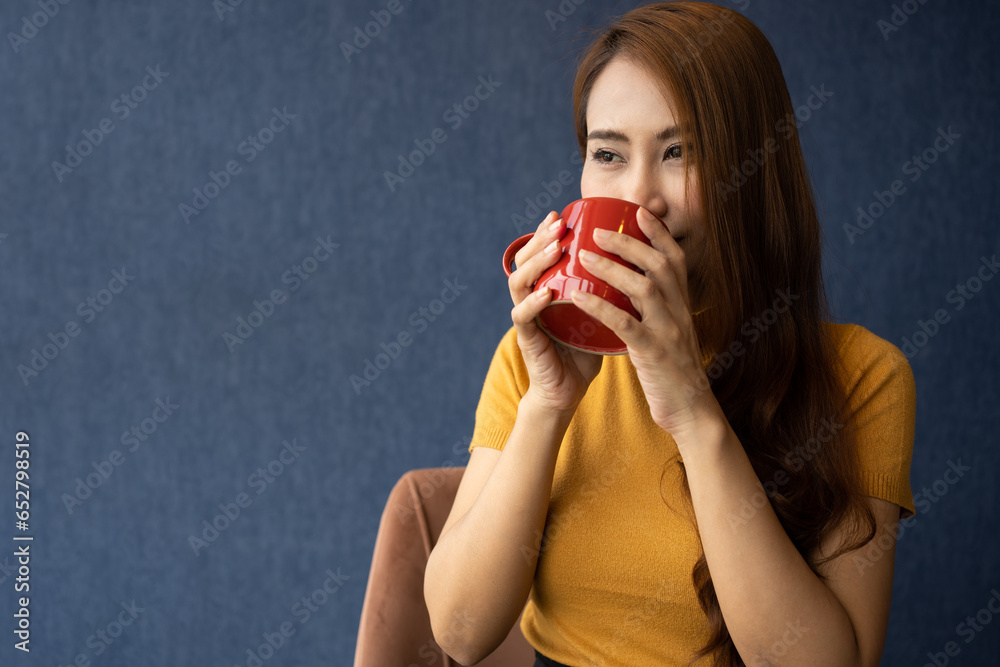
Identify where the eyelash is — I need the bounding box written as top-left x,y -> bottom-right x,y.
589,144 -> 685,165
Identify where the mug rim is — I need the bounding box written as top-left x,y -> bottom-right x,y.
535,306 -> 628,355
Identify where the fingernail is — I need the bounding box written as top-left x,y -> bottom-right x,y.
594,228 -> 612,240
537,286 -> 551,301
549,218 -> 562,232
579,249 -> 596,263
639,207 -> 665,228
547,240 -> 559,254
571,289 -> 587,301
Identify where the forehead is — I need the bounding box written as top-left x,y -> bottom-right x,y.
586,57 -> 678,135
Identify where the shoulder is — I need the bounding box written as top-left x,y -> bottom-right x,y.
825,322 -> 914,388
824,321 -> 916,430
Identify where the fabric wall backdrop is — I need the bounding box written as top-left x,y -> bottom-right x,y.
1,0 -> 997,664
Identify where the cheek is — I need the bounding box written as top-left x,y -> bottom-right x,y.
580,163 -> 623,200
579,164 -> 598,198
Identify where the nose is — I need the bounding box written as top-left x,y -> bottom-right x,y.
622,166 -> 668,220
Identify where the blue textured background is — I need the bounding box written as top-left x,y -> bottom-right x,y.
1,0 -> 998,665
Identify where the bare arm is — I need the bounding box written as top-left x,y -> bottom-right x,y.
677,412 -> 899,667
424,393 -> 572,665
427,211 -> 601,665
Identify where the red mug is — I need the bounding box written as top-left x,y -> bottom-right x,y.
502,197 -> 653,354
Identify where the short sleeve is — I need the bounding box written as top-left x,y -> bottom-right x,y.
837,325 -> 917,518
469,327 -> 530,454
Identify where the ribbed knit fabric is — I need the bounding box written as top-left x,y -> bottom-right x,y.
469,322 -> 916,666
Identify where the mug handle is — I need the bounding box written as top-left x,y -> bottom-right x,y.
502,233 -> 535,277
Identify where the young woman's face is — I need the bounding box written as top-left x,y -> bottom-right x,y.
581,56 -> 705,303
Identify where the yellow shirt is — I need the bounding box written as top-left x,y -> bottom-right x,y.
468,322 -> 916,666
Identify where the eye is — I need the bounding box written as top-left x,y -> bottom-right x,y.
665,144 -> 683,160
590,149 -> 623,165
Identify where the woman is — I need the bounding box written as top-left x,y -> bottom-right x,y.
425,2 -> 916,666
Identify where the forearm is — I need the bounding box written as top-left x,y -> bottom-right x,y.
425,393 -> 572,663
675,414 -> 861,666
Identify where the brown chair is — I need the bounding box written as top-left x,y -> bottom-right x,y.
355,467 -> 535,667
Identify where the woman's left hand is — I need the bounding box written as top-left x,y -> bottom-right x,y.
570,206 -> 721,439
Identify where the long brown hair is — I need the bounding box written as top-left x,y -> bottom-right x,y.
571,3 -> 876,665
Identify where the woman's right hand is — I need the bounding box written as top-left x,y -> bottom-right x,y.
509,211 -> 603,414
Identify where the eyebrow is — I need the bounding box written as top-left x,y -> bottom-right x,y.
586,126 -> 680,143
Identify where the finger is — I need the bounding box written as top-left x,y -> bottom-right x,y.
577,247 -> 653,310
636,207 -> 689,302
511,286 -> 552,328
590,227 -> 690,318
513,211 -> 563,268
510,286 -> 553,353
508,238 -> 562,305
569,289 -> 650,350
